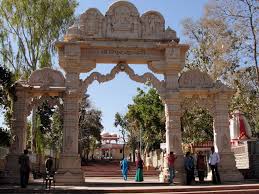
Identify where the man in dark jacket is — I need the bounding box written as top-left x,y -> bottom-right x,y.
18,149 -> 31,188
184,151 -> 194,185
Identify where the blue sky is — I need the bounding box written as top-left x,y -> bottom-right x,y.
0,0 -> 208,136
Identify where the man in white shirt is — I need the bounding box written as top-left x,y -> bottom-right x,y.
209,146 -> 221,184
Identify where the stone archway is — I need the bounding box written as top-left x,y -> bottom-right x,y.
3,1 -> 243,184
3,68 -> 66,183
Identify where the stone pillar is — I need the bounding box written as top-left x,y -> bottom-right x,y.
31,107 -> 36,153
213,94 -> 243,182
164,92 -> 185,184
55,72 -> 84,184
3,87 -> 28,183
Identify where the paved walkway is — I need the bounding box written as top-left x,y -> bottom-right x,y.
1,177 -> 259,193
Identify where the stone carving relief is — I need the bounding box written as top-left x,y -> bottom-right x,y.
82,63 -> 165,94
165,27 -> 178,41
64,1 -> 178,41
28,68 -> 65,88
105,1 -> 140,38
166,47 -> 180,59
179,70 -> 214,88
65,136 -> 73,151
79,8 -> 104,37
141,11 -> 164,39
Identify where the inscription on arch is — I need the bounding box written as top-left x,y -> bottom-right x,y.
179,70 -> 214,88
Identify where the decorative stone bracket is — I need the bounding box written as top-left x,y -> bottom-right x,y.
82,63 -> 165,93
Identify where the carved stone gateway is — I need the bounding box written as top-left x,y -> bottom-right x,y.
3,1 -> 243,184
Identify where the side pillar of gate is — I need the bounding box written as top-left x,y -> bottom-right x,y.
213,93 -> 243,182
55,72 -> 84,184
2,85 -> 28,183
163,92 -> 186,184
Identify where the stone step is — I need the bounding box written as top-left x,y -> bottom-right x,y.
1,184 -> 259,193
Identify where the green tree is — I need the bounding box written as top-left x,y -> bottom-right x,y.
44,107 -> 63,154
79,95 -> 103,161
181,107 -> 213,147
114,112 -> 127,158
0,127 -> 11,146
126,88 -> 165,153
0,65 -> 15,129
0,0 -> 77,75
0,0 -> 77,151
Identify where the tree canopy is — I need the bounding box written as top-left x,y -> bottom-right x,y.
0,0 -> 77,76
125,88 -> 165,152
182,0 -> 259,136
79,94 -> 103,161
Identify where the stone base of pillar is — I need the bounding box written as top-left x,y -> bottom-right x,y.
219,152 -> 244,182
173,155 -> 186,184
55,154 -> 84,184
161,154 -> 186,184
0,153 -> 20,184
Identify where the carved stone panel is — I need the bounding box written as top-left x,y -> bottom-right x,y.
141,11 -> 165,39
64,1 -> 180,41
105,1 -> 140,38
179,70 -> 214,88
28,68 -> 65,88
79,8 -> 104,37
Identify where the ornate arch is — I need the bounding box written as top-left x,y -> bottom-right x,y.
27,95 -> 63,116
82,63 -> 165,94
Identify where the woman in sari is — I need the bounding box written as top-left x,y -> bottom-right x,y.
135,153 -> 144,182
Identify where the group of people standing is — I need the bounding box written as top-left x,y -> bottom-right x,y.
121,146 -> 221,185
120,152 -> 144,182
184,146 -> 221,185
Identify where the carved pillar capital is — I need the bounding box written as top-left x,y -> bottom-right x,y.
164,71 -> 180,90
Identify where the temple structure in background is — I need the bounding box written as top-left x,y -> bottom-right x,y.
96,132 -> 127,160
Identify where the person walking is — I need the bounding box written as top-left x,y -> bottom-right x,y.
184,151 -> 194,185
18,149 -> 31,188
167,151 -> 177,184
45,156 -> 54,174
196,151 -> 206,183
135,153 -> 144,182
45,156 -> 54,188
121,157 -> 129,181
209,146 -> 221,184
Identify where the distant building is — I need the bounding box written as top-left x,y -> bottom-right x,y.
94,132 -> 129,160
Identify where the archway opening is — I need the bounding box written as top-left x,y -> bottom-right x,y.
26,96 -> 63,179
80,63 -> 165,182
181,106 -> 214,183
